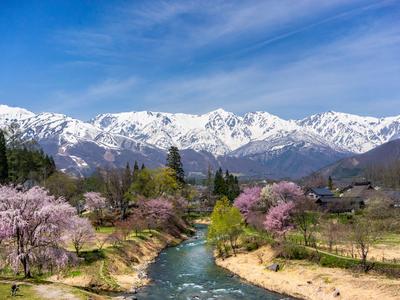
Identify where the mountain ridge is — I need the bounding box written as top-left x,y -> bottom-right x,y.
1,104 -> 400,178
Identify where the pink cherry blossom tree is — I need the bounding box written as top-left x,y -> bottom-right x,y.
143,198 -> 174,229
264,201 -> 295,238
67,216 -> 96,255
271,181 -> 304,203
233,187 -> 262,219
84,192 -> 107,227
0,186 -> 76,277
135,198 -> 175,231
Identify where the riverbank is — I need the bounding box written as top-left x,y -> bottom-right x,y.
0,280 -> 108,300
215,245 -> 400,300
193,216 -> 210,225
50,229 -> 191,293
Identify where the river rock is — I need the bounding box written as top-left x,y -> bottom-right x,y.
333,288 -> 340,297
267,263 -> 280,272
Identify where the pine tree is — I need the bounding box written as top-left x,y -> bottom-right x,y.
133,160 -> 139,172
141,163 -> 146,170
328,176 -> 333,190
122,162 -> 133,192
166,146 -> 185,184
213,168 -> 226,196
206,164 -> 213,203
0,130 -> 8,183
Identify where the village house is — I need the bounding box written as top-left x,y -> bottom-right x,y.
305,187 -> 334,200
306,184 -> 367,213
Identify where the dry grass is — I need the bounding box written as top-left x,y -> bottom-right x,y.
216,245 -> 400,300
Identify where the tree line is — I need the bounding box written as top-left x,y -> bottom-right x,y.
0,130 -> 56,184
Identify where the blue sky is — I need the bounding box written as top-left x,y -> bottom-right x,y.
0,0 -> 399,120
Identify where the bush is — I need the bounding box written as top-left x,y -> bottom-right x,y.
318,254 -> 358,269
279,243 -> 309,260
245,242 -> 259,251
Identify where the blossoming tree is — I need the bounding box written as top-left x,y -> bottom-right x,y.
0,186 -> 76,277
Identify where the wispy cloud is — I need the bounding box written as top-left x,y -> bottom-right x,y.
38,0 -> 400,118
130,18 -> 400,117
54,0 -> 364,59
48,77 -> 138,115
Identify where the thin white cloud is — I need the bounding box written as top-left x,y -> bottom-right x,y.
132,19 -> 400,117
49,77 -> 138,113
46,0 -> 400,118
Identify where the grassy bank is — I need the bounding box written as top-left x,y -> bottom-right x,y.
51,227 -> 189,293
0,225 -> 192,298
0,281 -> 108,300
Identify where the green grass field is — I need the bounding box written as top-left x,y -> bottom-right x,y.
0,283 -> 42,300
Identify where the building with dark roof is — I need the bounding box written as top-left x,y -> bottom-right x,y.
306,187 -> 334,200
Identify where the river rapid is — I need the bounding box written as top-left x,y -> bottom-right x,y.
135,224 -> 290,300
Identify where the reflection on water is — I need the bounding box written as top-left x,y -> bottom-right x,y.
135,224 -> 290,300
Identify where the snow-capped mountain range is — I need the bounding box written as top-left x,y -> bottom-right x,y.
1,104 -> 399,178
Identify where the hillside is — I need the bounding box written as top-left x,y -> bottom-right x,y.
318,139 -> 400,179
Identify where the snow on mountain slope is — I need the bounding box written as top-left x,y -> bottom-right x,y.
2,111 -> 163,175
91,108 -> 303,155
298,111 -> 400,153
229,129 -> 350,178
0,104 -> 35,125
1,103 -> 400,178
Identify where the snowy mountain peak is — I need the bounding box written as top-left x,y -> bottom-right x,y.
0,104 -> 35,121
1,103 -> 400,178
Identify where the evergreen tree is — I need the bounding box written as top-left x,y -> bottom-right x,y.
0,130 -> 8,183
122,162 -> 133,192
213,168 -> 226,196
141,163 -> 146,170
328,176 -> 333,190
166,146 -> 185,184
225,172 -> 240,202
206,164 -> 213,203
133,160 -> 139,172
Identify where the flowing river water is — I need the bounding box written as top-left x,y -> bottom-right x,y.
135,224 -> 290,300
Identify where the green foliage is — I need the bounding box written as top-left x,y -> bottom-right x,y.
328,176 -> 333,190
208,196 -> 243,256
45,171 -> 79,200
6,142 -> 56,184
213,168 -> 226,195
213,168 -> 240,202
279,243 -> 310,260
0,283 -> 42,300
127,167 -> 179,200
166,146 -> 185,184
81,249 -> 106,264
318,253 -> 358,269
81,171 -> 106,193
245,242 -> 259,251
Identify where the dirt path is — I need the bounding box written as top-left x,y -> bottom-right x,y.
33,284 -> 80,300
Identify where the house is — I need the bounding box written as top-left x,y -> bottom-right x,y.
316,196 -> 365,213
341,181 -> 374,197
306,187 -> 334,200
340,181 -> 390,206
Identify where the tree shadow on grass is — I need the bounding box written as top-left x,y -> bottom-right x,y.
81,249 -> 106,264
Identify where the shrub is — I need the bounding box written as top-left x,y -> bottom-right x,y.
278,243 -> 309,260
245,242 -> 259,251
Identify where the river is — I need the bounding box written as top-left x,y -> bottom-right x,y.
135,224 -> 290,299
